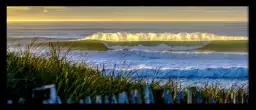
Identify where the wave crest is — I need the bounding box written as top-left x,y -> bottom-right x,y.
79,32 -> 247,41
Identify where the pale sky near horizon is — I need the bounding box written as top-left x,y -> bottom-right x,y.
7,6 -> 248,22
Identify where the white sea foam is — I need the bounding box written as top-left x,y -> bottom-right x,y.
75,32 -> 247,51
62,50 -> 248,79
78,32 -> 247,41
8,46 -> 248,81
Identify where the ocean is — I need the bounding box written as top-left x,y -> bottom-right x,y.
7,21 -> 248,88
7,21 -> 248,38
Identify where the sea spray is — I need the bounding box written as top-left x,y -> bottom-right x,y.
78,32 -> 247,41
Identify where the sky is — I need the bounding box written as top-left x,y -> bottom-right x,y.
7,6 -> 248,22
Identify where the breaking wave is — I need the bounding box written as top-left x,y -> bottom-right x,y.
102,67 -> 248,79
8,46 -> 248,79
79,32 -> 248,41
70,50 -> 248,79
77,32 -> 247,51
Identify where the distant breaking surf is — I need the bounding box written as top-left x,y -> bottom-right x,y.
78,32 -> 248,41
75,32 -> 247,51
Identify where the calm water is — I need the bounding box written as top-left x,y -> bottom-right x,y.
7,21 -> 248,38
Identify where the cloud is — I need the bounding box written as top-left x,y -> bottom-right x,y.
7,6 -> 31,11
6,7 -> 248,22
7,7 -> 32,15
43,7 -> 67,12
43,6 -> 67,9
174,9 -> 238,13
202,10 -> 238,13
8,6 -> 67,14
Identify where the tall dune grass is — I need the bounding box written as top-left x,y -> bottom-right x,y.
7,38 -> 248,103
